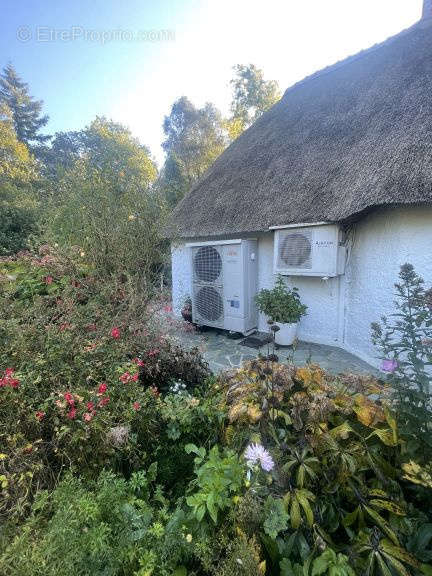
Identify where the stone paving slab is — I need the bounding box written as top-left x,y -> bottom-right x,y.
174,327 -> 378,375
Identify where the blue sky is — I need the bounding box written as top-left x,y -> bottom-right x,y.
1,0 -> 423,165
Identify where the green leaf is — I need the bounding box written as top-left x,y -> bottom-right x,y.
342,507 -> 359,527
370,499 -> 406,516
206,492 -> 218,524
297,492 -> 314,527
185,444 -> 205,458
376,555 -> 393,576
263,496 -> 289,539
381,540 -> 420,568
382,552 -> 411,576
312,550 -> 334,575
291,497 -> 301,530
196,504 -> 206,522
364,506 -> 399,545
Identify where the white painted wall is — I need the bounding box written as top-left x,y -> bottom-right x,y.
171,205 -> 432,368
256,234 -> 341,344
343,205 -> 432,367
171,242 -> 192,315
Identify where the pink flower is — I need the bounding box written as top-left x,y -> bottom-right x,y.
131,373 -> 139,382
83,412 -> 93,422
67,407 -> 77,419
98,396 -> 110,407
133,358 -> 145,367
133,402 -> 141,411
120,372 -> 131,384
9,378 -> 20,388
148,349 -> 159,357
163,305 -> 173,313
111,327 -> 121,339
64,392 -> 75,406
97,383 -> 107,395
35,411 -> 45,422
381,359 -> 398,373
1,368 -> 19,387
86,401 -> 94,411
44,275 -> 53,285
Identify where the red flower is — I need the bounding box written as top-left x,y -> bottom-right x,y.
131,373 -> 139,382
83,412 -> 93,422
97,383 -> 107,395
86,401 -> 95,411
2,369 -> 20,388
133,358 -> 145,367
35,411 -> 45,421
133,402 -> 141,411
98,396 -> 110,407
44,275 -> 54,285
111,327 -> 121,339
67,407 -> 77,419
64,392 -> 75,406
119,372 -> 131,384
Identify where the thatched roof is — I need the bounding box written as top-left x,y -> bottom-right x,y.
167,18 -> 432,239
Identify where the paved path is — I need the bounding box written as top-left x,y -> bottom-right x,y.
175,327 -> 378,375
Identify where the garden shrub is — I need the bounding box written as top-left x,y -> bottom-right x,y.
0,249 -> 216,520
1,255 -> 431,576
138,340 -> 211,394
0,467 -> 166,576
372,263 -> 432,460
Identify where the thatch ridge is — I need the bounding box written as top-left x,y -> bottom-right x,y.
167,19 -> 432,239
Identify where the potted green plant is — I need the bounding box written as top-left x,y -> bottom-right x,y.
255,275 -> 307,345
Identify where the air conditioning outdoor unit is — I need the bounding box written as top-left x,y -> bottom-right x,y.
188,239 -> 258,335
273,224 -> 346,277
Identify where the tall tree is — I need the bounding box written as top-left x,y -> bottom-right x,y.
227,64 -> 280,140
162,97 -> 226,190
46,117 -> 162,277
0,64 -> 49,146
0,102 -> 38,254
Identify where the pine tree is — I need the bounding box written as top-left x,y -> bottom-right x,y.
0,64 -> 49,146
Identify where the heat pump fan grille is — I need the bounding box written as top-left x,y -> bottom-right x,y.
195,286 -> 223,323
193,246 -> 222,283
279,231 -> 312,269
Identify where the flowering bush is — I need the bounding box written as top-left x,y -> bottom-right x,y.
372,263 -> 432,460
138,339 -> 210,394
1,253 -> 431,575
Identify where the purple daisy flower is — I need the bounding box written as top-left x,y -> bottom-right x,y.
245,443 -> 275,472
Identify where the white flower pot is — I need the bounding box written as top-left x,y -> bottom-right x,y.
274,322 -> 298,346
